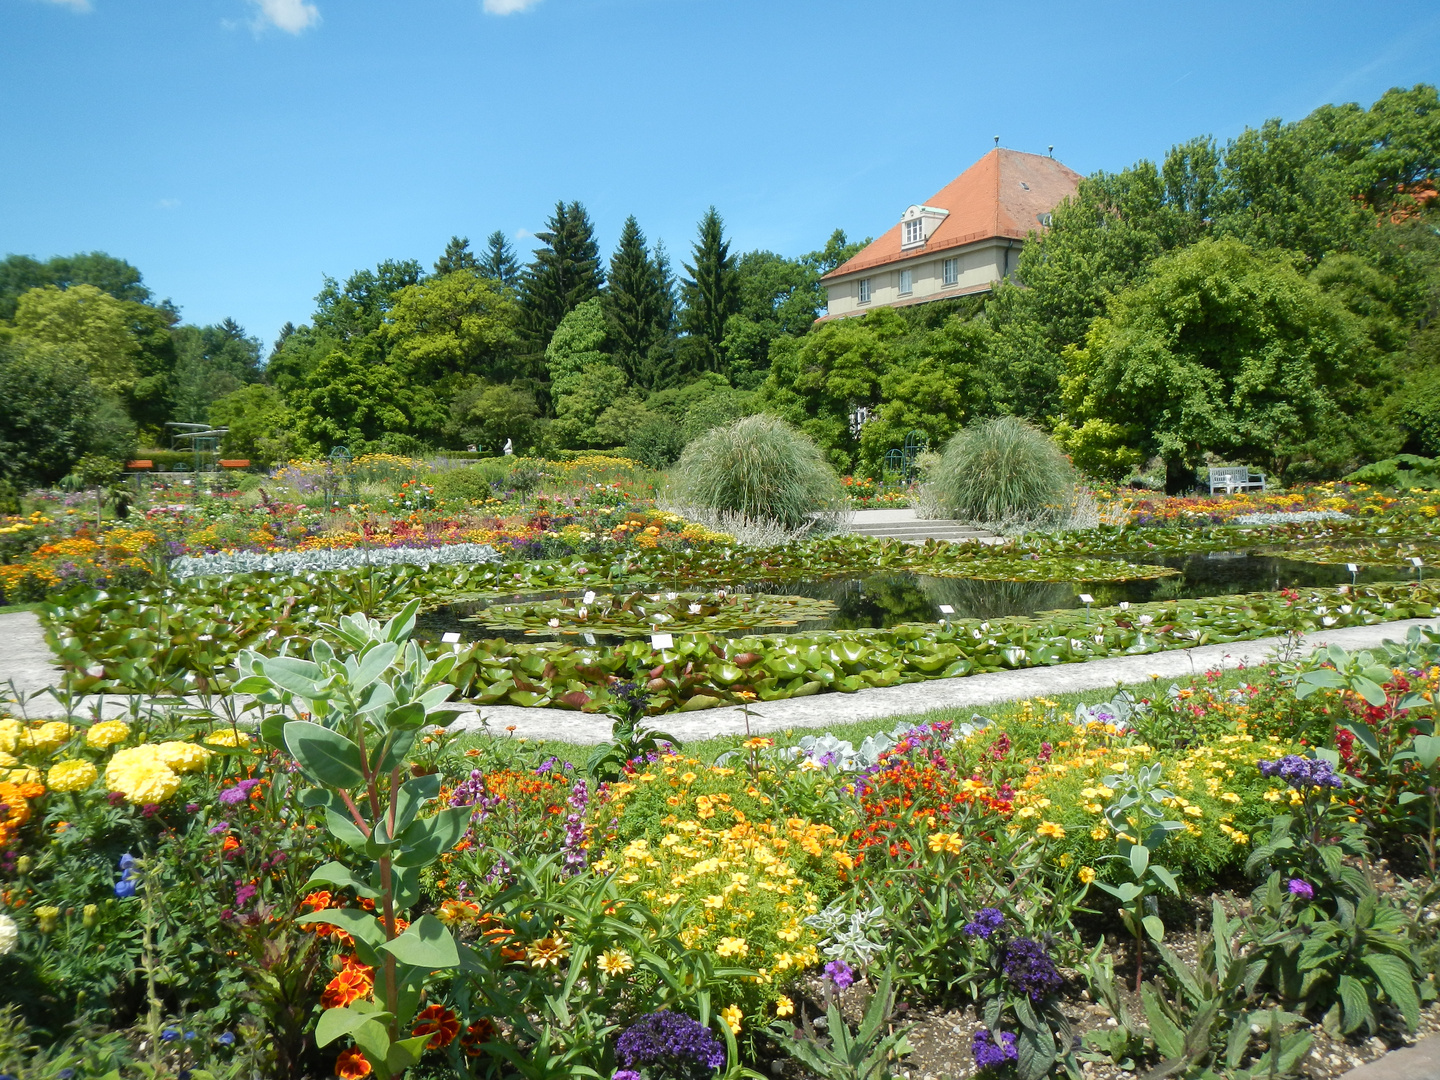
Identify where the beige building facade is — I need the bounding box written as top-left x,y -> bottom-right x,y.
820,148 -> 1082,321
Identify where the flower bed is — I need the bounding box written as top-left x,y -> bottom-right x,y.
2,615 -> 1436,1078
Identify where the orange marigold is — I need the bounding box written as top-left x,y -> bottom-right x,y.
335,1047 -> 372,1079
412,1004 -> 460,1049
320,968 -> 372,1009
460,1018 -> 496,1057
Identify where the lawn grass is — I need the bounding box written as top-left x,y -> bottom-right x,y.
447,666 -> 1256,769
0,602 -> 42,615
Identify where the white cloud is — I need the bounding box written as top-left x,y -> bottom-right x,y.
157,198 -> 181,209
249,0 -> 320,34
40,0 -> 92,12
483,0 -> 543,15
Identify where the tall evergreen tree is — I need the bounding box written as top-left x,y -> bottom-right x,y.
604,216 -> 672,384
519,201 -> 604,351
680,206 -> 740,374
434,236 -> 479,276
480,230 -> 521,289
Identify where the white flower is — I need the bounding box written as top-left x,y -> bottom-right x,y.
688,604 -> 702,615
666,592 -> 679,601
0,914 -> 17,955
547,618 -> 560,628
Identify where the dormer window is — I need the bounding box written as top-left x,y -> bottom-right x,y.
900,204 -> 949,250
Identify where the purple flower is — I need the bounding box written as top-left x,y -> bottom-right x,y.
1287,878 -> 1315,900
615,1011 -> 725,1073
235,882 -> 257,907
115,853 -> 140,898
613,1072 -> 642,1080
207,821 -> 230,835
824,959 -> 856,989
972,1028 -> 1018,1070
217,779 -> 261,806
1258,755 -> 1342,791
1003,937 -> 1063,1002
963,907 -> 1006,938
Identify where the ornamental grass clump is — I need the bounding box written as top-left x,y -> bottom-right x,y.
666,415 -> 846,532
927,416 -> 1076,533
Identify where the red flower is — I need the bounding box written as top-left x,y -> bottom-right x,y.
412,1004 -> 460,1048
460,1018 -> 497,1056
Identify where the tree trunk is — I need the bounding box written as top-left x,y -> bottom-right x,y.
1164,458 -> 1195,496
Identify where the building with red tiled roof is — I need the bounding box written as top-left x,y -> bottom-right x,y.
820,148 -> 1081,320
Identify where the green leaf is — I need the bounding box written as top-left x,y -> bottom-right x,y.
386,701 -> 427,731
392,807 -> 468,866
258,714 -> 288,749
350,1020 -> 390,1070
296,907 -> 385,947
324,808 -> 371,851
263,655 -> 327,698
284,721 -> 365,788
1015,1023 -> 1055,1080
1129,844 -> 1150,879
316,1005 -> 391,1047
1337,974 -> 1371,1034
1364,953 -> 1421,1031
386,1034 -> 433,1074
305,861 -> 380,900
1350,676 -> 1389,707
1143,915 -> 1166,943
379,914 -> 460,970
352,641 -> 399,690
1414,734 -> 1440,769
1142,984 -> 1186,1060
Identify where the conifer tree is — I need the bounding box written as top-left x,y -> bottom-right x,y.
519,201 -> 604,351
434,235 -> 479,276
480,230 -> 521,289
680,206 -> 740,374
604,215 -> 673,384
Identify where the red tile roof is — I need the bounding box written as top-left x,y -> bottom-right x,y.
823,148 -> 1082,281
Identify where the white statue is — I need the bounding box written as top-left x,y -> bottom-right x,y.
503,438 -> 513,456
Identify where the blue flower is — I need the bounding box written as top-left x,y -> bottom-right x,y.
963,907 -> 1005,938
161,1028 -> 181,1042
217,1031 -> 236,1046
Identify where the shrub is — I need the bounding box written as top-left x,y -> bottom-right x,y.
927,417 -> 1076,532
666,415 -> 845,530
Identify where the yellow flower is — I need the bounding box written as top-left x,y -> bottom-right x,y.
1036,822 -> 1065,840
26,722 -> 73,754
0,753 -> 15,768
104,745 -> 181,804
1078,866 -> 1097,884
85,720 -> 132,749
742,737 -> 774,750
204,729 -> 249,748
154,741 -> 213,774
1090,826 -> 1108,841
719,1005 -> 743,1034
597,949 -> 634,976
716,936 -> 749,958
46,759 -> 98,793
927,831 -> 962,855
775,995 -> 794,1017
527,935 -> 571,968
1220,792 -> 1241,804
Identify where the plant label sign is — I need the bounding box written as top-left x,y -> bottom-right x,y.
938,605 -> 954,614
440,632 -> 461,644
1079,594 -> 1094,605
651,632 -> 674,650
1413,557 -> 1425,567
583,591 -> 596,605
583,633 -> 596,645
1346,563 -> 1358,573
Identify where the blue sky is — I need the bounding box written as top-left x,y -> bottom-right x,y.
2,0 -> 1438,348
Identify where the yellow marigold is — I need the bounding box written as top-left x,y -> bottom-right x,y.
716,936 -> 749,958
85,720 -> 132,749
0,720 -> 23,754
1078,866 -> 1097,884
775,995 -> 794,1017
1090,826 -> 1108,841
0,753 -> 16,768
153,741 -> 212,774
47,759 -> 98,793
25,722 -> 73,754
204,729 -> 249,748
1036,821 -> 1066,840
6,767 -> 41,785
928,831 -> 963,854
719,1005 -> 743,1034
105,745 -> 181,804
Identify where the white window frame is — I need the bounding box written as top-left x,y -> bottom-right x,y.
857,278 -> 871,304
943,258 -> 957,286
902,218 -> 924,247
898,268 -> 912,296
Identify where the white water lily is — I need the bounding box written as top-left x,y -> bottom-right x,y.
547,618 -> 560,628
688,603 -> 702,614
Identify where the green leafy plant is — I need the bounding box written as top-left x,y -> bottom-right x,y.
667,414 -> 846,530
926,416 -> 1076,532
1091,762 -> 1185,992
769,966 -> 912,1080
233,598 -> 470,1079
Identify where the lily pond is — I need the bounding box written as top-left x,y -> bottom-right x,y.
416,550 -> 1416,644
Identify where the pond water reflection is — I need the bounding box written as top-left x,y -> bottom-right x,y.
414,552 -> 1414,644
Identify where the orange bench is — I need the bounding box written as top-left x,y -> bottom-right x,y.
219,459 -> 251,469
126,460 -> 153,470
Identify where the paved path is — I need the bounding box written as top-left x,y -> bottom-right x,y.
7,605 -> 1435,741
1341,1034 -> 1440,1079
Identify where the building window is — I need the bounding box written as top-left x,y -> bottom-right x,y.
902,218 -> 924,246
857,278 -> 871,304
943,258 -> 957,286
899,269 -> 912,295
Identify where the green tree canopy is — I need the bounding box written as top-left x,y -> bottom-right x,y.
604,216 -> 673,388
383,270 -> 522,383
0,340 -> 102,487
520,201 -> 604,353
1056,238 -> 1387,489
433,236 -> 480,276
679,207 -> 740,376
480,231 -> 521,289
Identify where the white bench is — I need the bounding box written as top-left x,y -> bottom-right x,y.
1208,466 -> 1266,495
